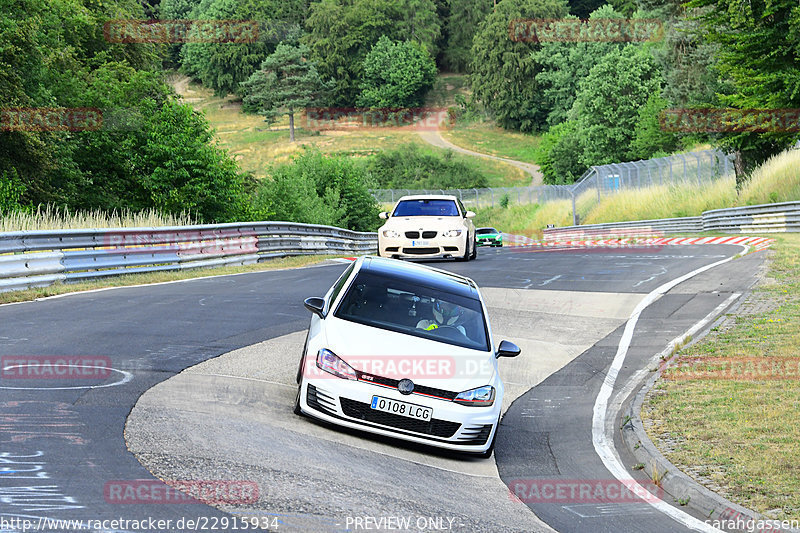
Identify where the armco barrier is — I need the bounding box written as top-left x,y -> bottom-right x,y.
543,201 -> 800,241
0,222 -> 377,293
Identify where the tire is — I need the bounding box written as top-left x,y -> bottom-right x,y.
469,238 -> 477,260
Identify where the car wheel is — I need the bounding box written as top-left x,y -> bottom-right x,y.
469,238 -> 477,260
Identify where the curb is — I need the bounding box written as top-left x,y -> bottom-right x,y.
619,293 -> 800,533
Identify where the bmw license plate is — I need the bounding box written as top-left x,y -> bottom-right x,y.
411,240 -> 430,247
371,396 -> 432,421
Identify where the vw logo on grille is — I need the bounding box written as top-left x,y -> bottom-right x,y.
397,379 -> 415,395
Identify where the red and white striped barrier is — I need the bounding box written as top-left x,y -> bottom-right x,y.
503,234 -> 774,253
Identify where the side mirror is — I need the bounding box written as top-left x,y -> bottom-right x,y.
496,340 -> 521,358
379,212 -> 389,219
304,297 -> 325,317
465,210 -> 476,219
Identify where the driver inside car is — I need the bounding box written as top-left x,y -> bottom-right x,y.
416,299 -> 466,336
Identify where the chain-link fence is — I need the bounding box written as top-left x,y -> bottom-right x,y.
370,149 -> 735,222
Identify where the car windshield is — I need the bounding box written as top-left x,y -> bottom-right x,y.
392,199 -> 460,217
334,272 -> 489,351
477,228 -> 499,235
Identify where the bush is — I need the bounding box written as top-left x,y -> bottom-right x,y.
0,169 -> 28,214
537,121 -> 587,184
365,144 -> 488,189
254,150 -> 379,231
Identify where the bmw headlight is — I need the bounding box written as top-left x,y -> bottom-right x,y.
382,229 -> 400,238
316,349 -> 357,380
453,385 -> 495,406
443,229 -> 463,237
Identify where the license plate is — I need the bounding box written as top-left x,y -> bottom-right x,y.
370,396 -> 432,421
411,240 -> 430,247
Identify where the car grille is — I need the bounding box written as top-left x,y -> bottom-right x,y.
340,398 -> 460,438
405,231 -> 420,239
402,247 -> 439,255
357,371 -> 459,401
421,231 -> 437,238
457,424 -> 493,445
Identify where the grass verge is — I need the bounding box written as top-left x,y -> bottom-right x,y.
644,233 -> 800,520
442,121 -> 541,165
0,255 -> 339,305
175,75 -> 524,186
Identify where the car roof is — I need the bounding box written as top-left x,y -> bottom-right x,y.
395,195 -> 458,202
357,256 -> 479,300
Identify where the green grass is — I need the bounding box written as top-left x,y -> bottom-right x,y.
644,233 -> 800,520
442,121 -> 542,165
0,255 -> 338,305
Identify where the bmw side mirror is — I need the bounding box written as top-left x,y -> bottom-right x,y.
496,340 -> 521,358
379,212 -> 389,219
304,297 -> 325,317
465,210 -> 476,219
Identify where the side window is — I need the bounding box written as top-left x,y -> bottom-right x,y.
326,262 -> 356,312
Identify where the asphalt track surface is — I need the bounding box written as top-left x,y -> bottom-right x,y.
0,244 -> 765,533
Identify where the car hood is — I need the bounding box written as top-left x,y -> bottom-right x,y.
322,316 -> 496,390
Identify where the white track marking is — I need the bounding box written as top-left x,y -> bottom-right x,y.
592,245 -> 748,532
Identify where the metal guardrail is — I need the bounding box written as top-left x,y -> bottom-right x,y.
542,202 -> 800,240
0,222 -> 377,292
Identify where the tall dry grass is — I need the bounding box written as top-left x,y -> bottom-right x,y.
1,206 -> 197,232
738,149 -> 800,206
583,176 -> 737,224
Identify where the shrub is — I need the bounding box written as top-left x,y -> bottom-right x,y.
366,144 -> 488,189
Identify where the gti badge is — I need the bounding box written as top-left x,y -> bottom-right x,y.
397,379 -> 415,395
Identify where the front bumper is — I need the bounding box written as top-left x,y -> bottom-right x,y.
477,237 -> 502,247
298,376 -> 500,453
378,236 -> 467,259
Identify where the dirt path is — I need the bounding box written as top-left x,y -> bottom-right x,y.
418,129 -> 544,186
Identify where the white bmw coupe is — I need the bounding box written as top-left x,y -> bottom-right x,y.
294,256 -> 520,457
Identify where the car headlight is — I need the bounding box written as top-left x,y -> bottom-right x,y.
382,229 -> 400,238
316,349 -> 357,380
443,229 -> 463,237
453,385 -> 495,406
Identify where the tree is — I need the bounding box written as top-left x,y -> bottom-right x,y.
469,0 -> 570,132
442,0 -> 492,72
240,44 -> 329,141
357,37 -> 437,109
303,0 -> 441,106
688,0 -> 800,177
537,120 -> 586,184
630,93 -> 681,160
569,45 -> 663,165
532,5 -> 626,128
180,0 -> 307,96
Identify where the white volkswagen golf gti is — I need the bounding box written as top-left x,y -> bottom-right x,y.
294,256 -> 520,457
